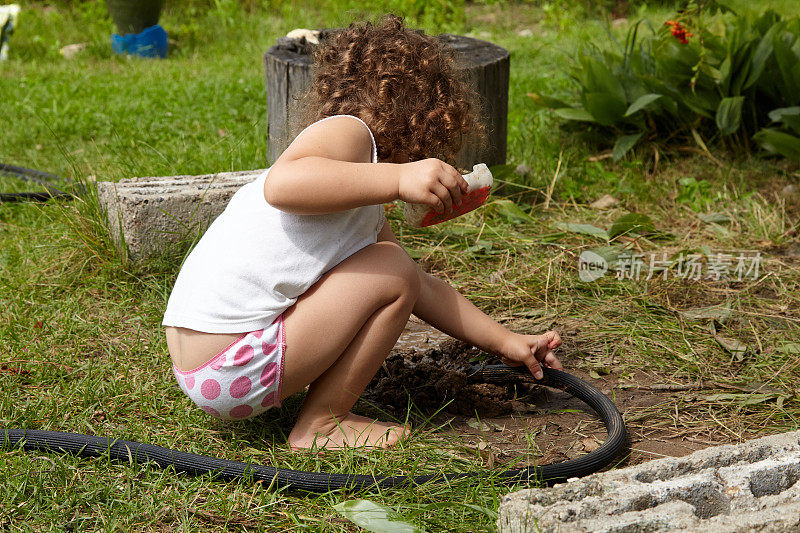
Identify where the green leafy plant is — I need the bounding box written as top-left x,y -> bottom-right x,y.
675,176 -> 713,211
753,107 -> 800,160
528,4 -> 800,161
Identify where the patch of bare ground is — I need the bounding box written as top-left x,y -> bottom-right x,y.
361,321 -> 780,472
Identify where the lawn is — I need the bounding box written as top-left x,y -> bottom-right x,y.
1,0 -> 799,531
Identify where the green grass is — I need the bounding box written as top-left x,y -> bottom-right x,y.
2,1 -> 800,530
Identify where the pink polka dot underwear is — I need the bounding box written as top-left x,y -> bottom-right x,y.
172,314 -> 285,421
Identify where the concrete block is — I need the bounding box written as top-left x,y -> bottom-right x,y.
498,430 -> 800,532
96,170 -> 265,262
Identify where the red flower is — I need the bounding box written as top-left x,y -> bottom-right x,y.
664,20 -> 692,44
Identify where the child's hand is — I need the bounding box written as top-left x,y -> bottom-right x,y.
397,158 -> 469,214
498,331 -> 563,380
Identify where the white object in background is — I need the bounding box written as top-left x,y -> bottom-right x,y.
286,28 -> 320,45
0,4 -> 19,61
59,43 -> 89,59
404,163 -> 493,227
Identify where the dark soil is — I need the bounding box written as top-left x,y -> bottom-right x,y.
357,325 -> 749,469
363,339 -> 534,418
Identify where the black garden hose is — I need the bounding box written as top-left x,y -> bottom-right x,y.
1,367 -> 627,492
0,163 -> 77,202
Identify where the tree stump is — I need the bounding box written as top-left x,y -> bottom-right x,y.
263,31 -> 509,169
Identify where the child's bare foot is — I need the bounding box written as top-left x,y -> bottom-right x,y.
288,412 -> 410,451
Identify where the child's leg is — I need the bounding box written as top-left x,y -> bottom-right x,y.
280,241 -> 420,449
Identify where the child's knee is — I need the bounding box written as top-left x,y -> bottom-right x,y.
397,256 -> 421,304
373,242 -> 420,302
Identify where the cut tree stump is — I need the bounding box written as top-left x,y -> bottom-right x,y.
264,31 -> 509,169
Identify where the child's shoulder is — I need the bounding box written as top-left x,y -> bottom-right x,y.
283,115 -> 376,164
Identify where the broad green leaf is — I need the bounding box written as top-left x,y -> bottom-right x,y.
753,128 -> 800,160
527,92 -> 570,109
772,34 -> 800,99
729,41 -> 756,96
719,55 -> 732,92
700,62 -> 722,83
777,342 -> 800,354
333,500 -> 421,533
653,39 -> 700,80
698,212 -> 733,224
678,304 -> 732,322
467,240 -> 495,254
553,107 -> 594,122
491,199 -> 532,224
608,213 -> 655,238
687,87 -> 720,114
768,106 -> 800,134
583,92 -> 627,126
679,93 -> 715,119
768,106 -> 800,122
624,93 -> 662,117
612,132 -> 644,161
582,57 -> 627,102
744,23 -> 778,89
715,96 -> 745,136
553,221 -> 609,240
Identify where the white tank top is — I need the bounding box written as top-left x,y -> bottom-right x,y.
162,115 -> 385,333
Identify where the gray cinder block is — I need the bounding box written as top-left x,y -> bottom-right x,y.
498,430 -> 800,532
97,170 -> 264,262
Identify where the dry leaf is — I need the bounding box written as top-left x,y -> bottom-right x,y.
582,438 -> 600,452
589,194 -> 619,209
467,418 -> 491,432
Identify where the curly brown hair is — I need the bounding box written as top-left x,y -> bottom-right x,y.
292,15 -> 485,168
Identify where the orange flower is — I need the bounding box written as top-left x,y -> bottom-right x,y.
665,20 -> 691,44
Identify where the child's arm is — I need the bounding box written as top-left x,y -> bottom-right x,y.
264,116 -> 468,215
378,224 -> 562,379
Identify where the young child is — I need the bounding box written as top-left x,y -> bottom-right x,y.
163,15 -> 562,451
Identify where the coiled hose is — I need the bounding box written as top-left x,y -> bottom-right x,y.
0,163 -> 76,202
1,366 -> 627,492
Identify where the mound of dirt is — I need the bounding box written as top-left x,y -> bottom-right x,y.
363,339 -> 531,418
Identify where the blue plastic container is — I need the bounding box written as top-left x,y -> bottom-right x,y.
111,24 -> 167,58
